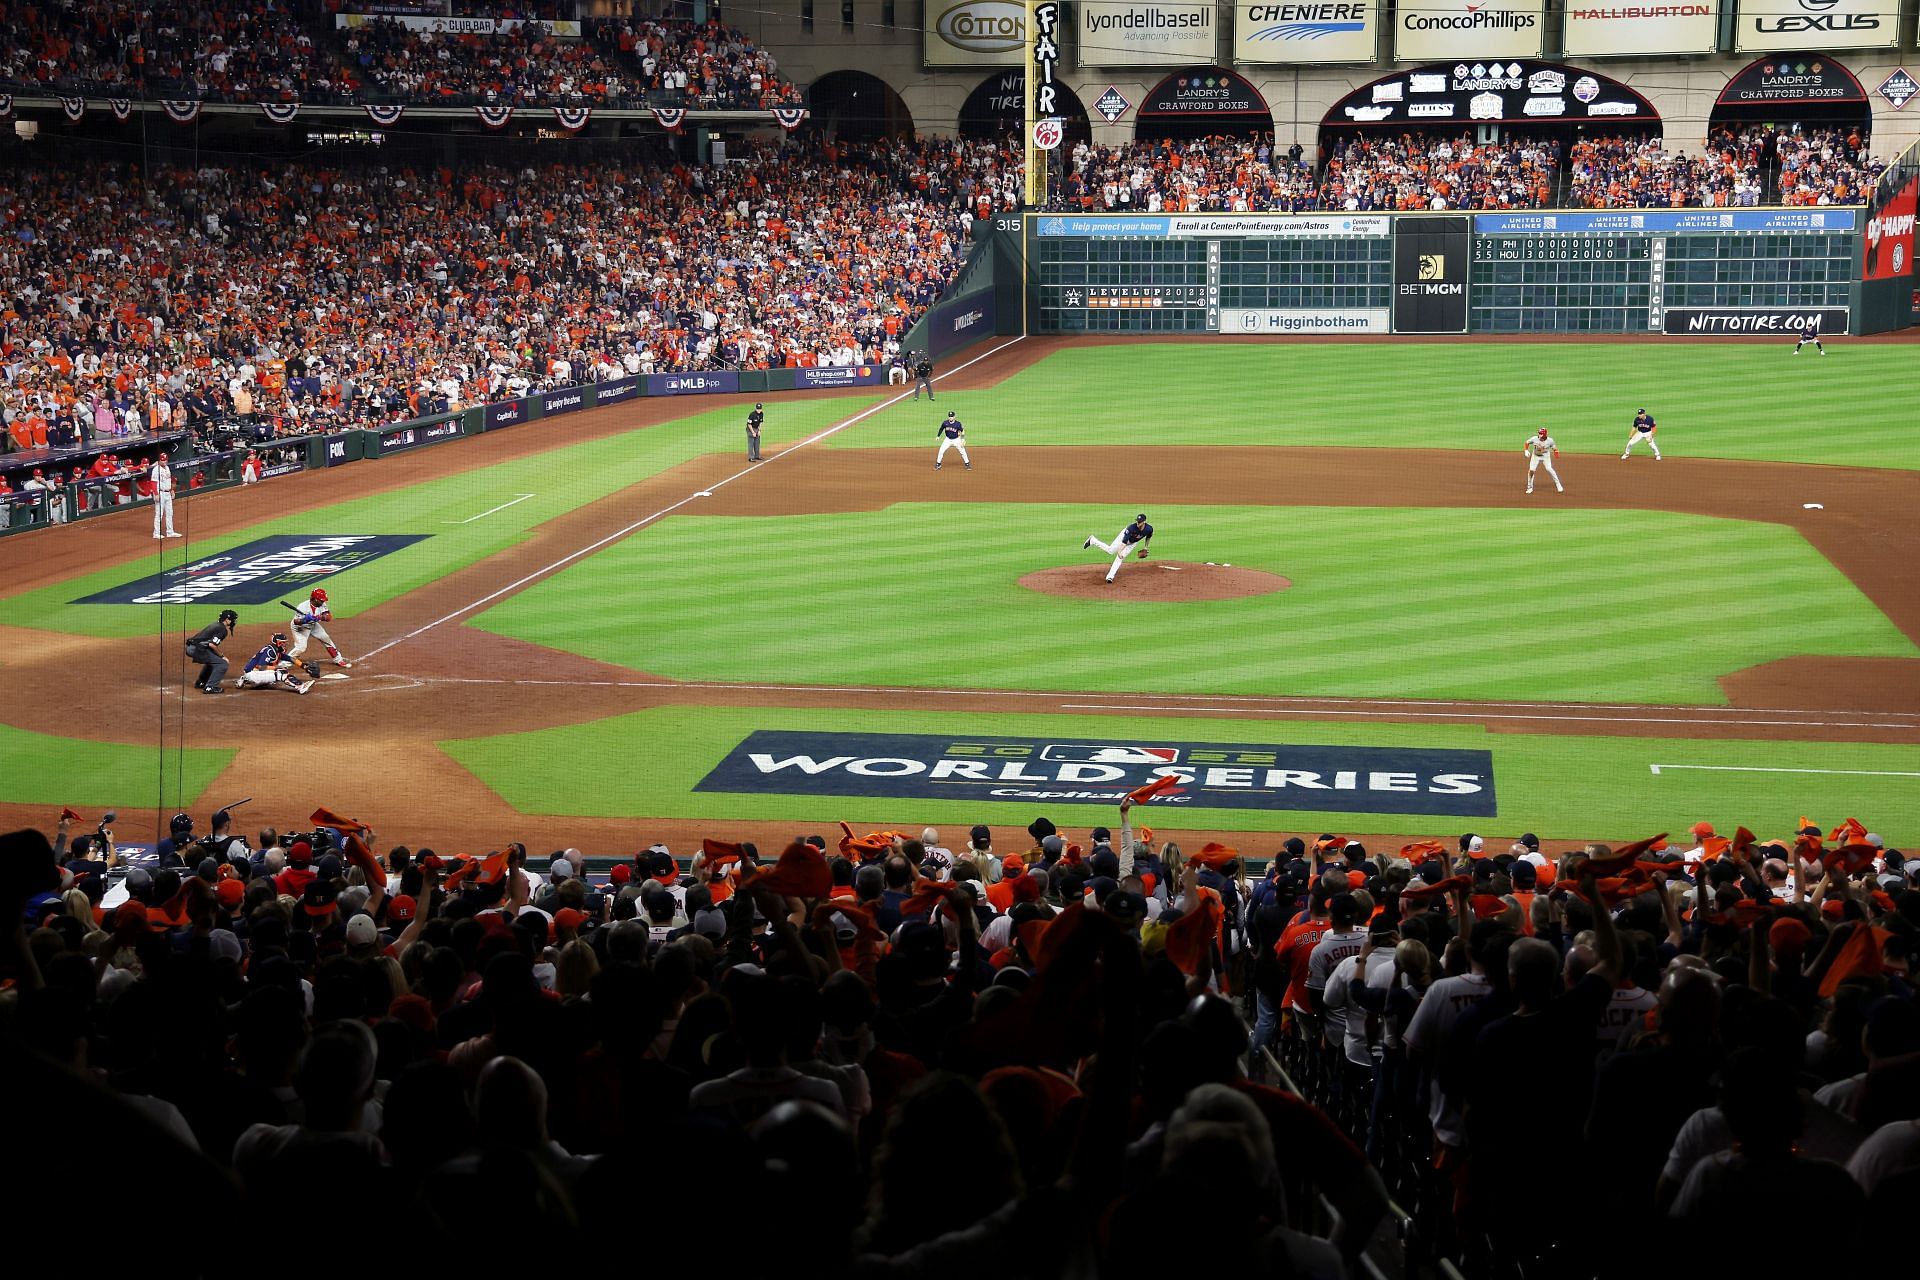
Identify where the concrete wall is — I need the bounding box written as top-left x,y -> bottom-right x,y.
727,2 -> 1920,157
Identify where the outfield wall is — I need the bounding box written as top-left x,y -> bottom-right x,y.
1004,206 -> 1901,337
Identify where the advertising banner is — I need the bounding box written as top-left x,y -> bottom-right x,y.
1735,0 -> 1897,52
927,290 -> 998,358
1078,0 -> 1221,68
644,371 -> 741,397
1661,307 -> 1849,335
484,397 -> 532,429
1234,1 -> 1376,66
538,385 -> 590,417
1475,208 -> 1856,233
694,730 -> 1497,817
1393,217 -> 1470,333
378,416 -> 463,454
1324,61 -> 1653,127
1716,54 -> 1868,105
337,14 -> 583,35
592,375 -> 641,406
1220,308 -> 1391,333
1863,177 -> 1916,282
322,432 -> 357,465
1394,0 -> 1545,61
924,0 -> 1026,66
1563,2 -> 1716,57
795,365 -> 889,389
1035,212 -> 1389,236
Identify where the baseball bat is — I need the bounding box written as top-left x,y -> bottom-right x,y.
279,600 -> 298,611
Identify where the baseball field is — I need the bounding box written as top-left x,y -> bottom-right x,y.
3,335 -> 1917,853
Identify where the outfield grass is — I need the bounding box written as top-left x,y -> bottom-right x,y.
839,343 -> 1920,469
470,503 -> 1914,705
441,705 -> 1920,842
0,395 -> 881,640
0,723 -> 234,811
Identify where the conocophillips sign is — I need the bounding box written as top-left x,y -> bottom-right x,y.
1395,0 -> 1544,60
925,0 -> 1026,65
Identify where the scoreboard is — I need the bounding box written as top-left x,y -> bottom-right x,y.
1022,208 -> 1861,336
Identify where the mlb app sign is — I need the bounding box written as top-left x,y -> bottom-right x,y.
1235,1 -> 1376,66
79,535 -> 429,605
696,731 -> 1496,816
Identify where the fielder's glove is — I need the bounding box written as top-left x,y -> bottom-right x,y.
303,661 -> 322,678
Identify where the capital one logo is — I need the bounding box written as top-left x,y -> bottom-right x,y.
1755,0 -> 1879,35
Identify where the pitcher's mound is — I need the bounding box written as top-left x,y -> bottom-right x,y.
1020,561 -> 1292,602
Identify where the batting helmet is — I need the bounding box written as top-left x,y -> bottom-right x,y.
311,588 -> 327,603
1537,428 -> 1549,437
1136,512 -> 1148,521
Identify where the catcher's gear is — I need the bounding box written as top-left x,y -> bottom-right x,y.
271,632 -> 288,645
303,661 -> 322,678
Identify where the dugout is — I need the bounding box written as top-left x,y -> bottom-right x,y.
959,69 -> 1091,150
1134,68 -> 1273,144
1317,61 -> 1661,168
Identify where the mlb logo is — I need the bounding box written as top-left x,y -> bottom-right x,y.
1040,744 -> 1181,765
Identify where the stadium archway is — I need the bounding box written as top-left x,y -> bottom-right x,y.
959,69 -> 1091,149
1135,68 -> 1273,143
808,69 -> 914,140
1709,54 -> 1871,135
1318,61 -> 1660,158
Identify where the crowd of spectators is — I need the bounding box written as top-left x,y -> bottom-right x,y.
1,135 -> 1000,448
0,3 -> 799,110
1317,132 -> 1560,211
1777,125 -> 1884,206
1566,127 -> 1884,208
9,799 -> 1918,1270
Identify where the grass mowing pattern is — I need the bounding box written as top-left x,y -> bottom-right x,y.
0,395 -> 880,640
836,342 -> 1920,469
440,705 -> 1920,841
470,503 -> 1913,705
0,723 -> 234,810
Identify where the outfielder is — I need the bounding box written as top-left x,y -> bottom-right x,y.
151,456 -> 180,538
934,412 -> 970,470
287,588 -> 352,667
1084,513 -> 1153,583
1793,317 -> 1826,355
1621,408 -> 1661,460
239,633 -> 313,694
1523,428 -> 1564,494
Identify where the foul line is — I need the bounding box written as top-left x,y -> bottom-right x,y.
1057,702 -> 1920,731
1650,763 -> 1920,778
359,337 -> 1025,663
444,492 -> 536,524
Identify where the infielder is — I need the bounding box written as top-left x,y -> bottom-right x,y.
1084,513 -> 1153,583
934,411 -> 970,469
150,456 -> 180,538
746,403 -> 764,462
1793,317 -> 1826,355
1523,428 -> 1564,494
287,587 -> 352,667
1621,408 -> 1661,460
239,632 -> 313,694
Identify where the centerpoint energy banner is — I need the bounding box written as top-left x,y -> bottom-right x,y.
1563,2 -> 1716,57
695,731 -> 1497,817
924,0 -> 1027,66
1395,0 -> 1545,61
1078,0 -> 1221,68
1234,1 -> 1378,65
1735,0 -> 1898,51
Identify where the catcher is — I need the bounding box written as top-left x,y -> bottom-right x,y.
284,587 -> 353,668
239,633 -> 314,694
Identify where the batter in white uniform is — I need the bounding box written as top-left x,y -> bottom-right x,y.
287,587 -> 353,667
150,457 -> 180,538
1523,429 -> 1564,494
1084,513 -> 1154,584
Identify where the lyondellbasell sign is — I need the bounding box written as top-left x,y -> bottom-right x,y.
695,731 -> 1498,817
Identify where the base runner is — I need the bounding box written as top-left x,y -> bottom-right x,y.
1523,428 -> 1564,495
1621,408 -> 1661,460
239,633 -> 314,693
1084,513 -> 1153,584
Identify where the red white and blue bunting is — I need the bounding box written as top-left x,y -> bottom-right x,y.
159,99 -> 202,124
474,104 -> 514,129
59,96 -> 85,122
552,106 -> 591,132
108,98 -> 132,121
259,101 -> 301,124
363,103 -> 405,127
772,106 -> 809,132
650,106 -> 686,133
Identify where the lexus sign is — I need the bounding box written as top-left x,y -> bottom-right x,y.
1736,0 -> 1897,52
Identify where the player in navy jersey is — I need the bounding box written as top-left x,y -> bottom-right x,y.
1793,318 -> 1825,355
935,411 -> 969,469
1083,513 -> 1153,583
1622,408 -> 1661,460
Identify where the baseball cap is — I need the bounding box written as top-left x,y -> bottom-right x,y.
1689,822 -> 1715,838
388,894 -> 418,923
195,857 -> 220,883
1465,835 -> 1485,856
608,864 -> 632,886
549,857 -> 573,881
1001,856 -> 1025,877
1040,834 -> 1065,857
554,907 -> 588,934
1104,890 -> 1147,923
301,880 -> 339,917
1518,833 -> 1540,851
345,915 -> 378,946
970,824 -> 992,844
215,879 -> 246,910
